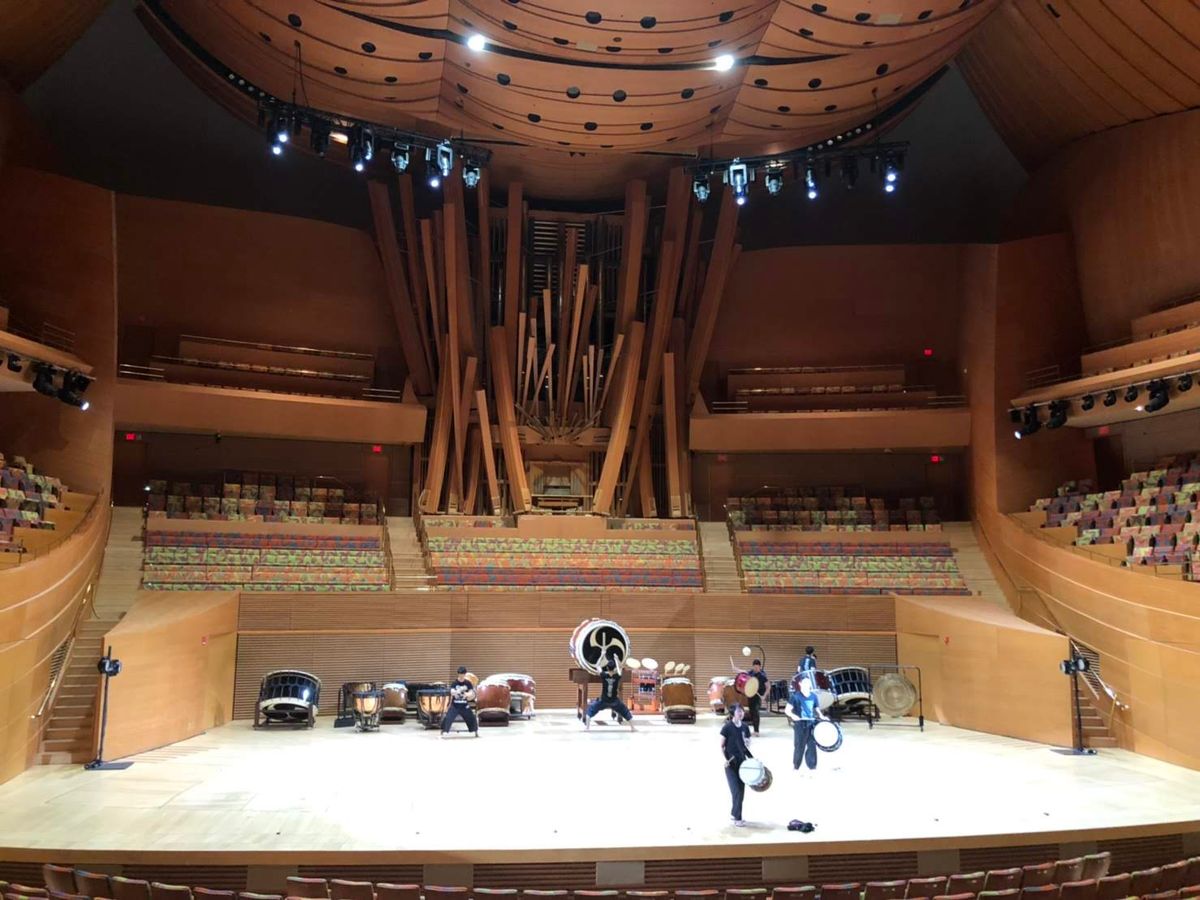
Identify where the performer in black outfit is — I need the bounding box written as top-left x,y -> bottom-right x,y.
786,675 -> 824,771
799,646 -> 818,681
441,666 -> 480,737
584,657 -> 636,731
747,659 -> 768,735
720,703 -> 753,827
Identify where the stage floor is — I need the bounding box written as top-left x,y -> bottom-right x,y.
3,712 -> 1200,861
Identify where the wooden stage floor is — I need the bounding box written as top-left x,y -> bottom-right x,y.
2,712 -> 1199,862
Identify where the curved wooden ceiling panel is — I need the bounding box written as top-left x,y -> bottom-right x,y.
957,0 -> 1200,168
0,0 -> 109,90
148,0 -> 1000,195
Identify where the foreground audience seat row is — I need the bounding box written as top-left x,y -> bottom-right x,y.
23,852 -> 1200,900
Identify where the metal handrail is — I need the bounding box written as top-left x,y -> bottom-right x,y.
5,493 -> 101,566
33,593 -> 93,719
724,508 -> 748,593
178,333 -> 374,361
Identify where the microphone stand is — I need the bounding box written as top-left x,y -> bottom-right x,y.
84,646 -> 134,771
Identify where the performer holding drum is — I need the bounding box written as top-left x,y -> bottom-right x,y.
747,658 -> 768,735
786,675 -> 826,772
441,666 -> 480,738
720,703 -> 753,827
584,657 -> 636,731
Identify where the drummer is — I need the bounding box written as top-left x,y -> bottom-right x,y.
720,703 -> 753,827
584,656 -> 636,732
747,658 -> 768,736
441,666 -> 480,738
798,645 -> 818,679
785,675 -> 825,772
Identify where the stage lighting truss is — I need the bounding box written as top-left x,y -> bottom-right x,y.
689,141 -> 908,206
1007,370 -> 1197,435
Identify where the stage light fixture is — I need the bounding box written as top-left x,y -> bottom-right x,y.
1103,389 -> 1117,407
764,167 -> 784,196
6,353 -> 21,373
310,122 -> 331,157
1080,394 -> 1095,411
349,125 -> 373,173
32,363 -> 57,398
713,54 -> 735,72
58,370 -> 92,411
463,163 -> 481,189
805,164 -> 817,201
270,141 -> 283,157
692,173 -> 711,203
841,155 -> 858,190
1046,399 -> 1069,429
1009,409 -> 1022,425
1124,385 -> 1139,403
390,143 -> 410,173
1179,373 -> 1193,392
466,33 -> 488,52
1143,379 -> 1170,413
432,141 -> 454,181
1015,405 -> 1041,439
727,159 -> 749,206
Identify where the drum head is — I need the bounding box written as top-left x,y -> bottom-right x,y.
738,758 -> 766,787
571,618 -> 630,675
664,661 -> 676,676
814,689 -> 836,711
642,657 -> 658,671
813,719 -> 843,752
625,657 -> 642,671
743,674 -> 761,698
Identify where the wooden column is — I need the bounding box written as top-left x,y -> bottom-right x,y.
475,388 -> 502,514
366,180 -> 433,396
615,180 -> 648,334
488,326 -> 532,512
593,321 -> 646,515
503,182 -> 524,380
420,360 -> 454,512
686,186 -> 740,404
662,351 -> 682,517
396,174 -> 433,379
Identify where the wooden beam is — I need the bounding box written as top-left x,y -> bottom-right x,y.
503,182 -> 523,382
615,180 -> 648,334
686,185 -> 740,404
419,218 -> 443,367
560,264 -> 589,419
420,357 -> 454,512
445,176 -> 476,356
488,326 -> 532,512
366,180 -> 433,396
396,174 -> 434,379
475,168 -> 492,357
636,440 -> 656,518
475,388 -> 502,514
670,318 -> 692,517
462,427 -> 482,516
676,196 -> 703,322
662,351 -> 681,517
592,321 -> 645,515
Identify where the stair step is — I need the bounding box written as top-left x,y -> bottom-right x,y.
1084,736 -> 1119,748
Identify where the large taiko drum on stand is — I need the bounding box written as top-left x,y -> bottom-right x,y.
380,682 -> 408,722
483,673 -> 536,717
569,618 -> 630,675
829,666 -> 873,714
793,669 -> 836,711
661,677 -> 696,723
709,676 -> 733,712
738,758 -> 773,792
417,688 -> 451,729
476,681 -> 512,726
256,670 -> 321,727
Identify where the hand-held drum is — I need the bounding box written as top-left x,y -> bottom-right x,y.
721,683 -> 749,712
352,689 -> 383,731
569,618 -> 630,675
417,687 -> 451,728
257,670 -> 321,725
742,674 -> 761,698
734,671 -> 750,694
813,719 -> 843,752
476,682 -> 512,723
738,757 -> 773,792
381,682 -> 408,721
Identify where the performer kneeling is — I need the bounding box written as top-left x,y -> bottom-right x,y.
441,666 -> 480,738
584,657 -> 636,731
786,675 -> 824,772
720,703 -> 753,827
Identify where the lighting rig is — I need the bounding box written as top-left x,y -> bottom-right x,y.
4,351 -> 93,411
1009,371 -> 1195,438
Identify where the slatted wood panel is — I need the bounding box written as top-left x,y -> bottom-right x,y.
959,844 -> 1059,872
472,863 -> 596,889
643,858 -> 763,888
807,852 -> 919,883
296,865 -> 422,884
0,862 -> 45,886
1099,833 -> 1187,875
122,866 -> 248,891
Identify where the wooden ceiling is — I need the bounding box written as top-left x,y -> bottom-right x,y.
0,0 -> 110,90
957,0 -> 1200,169
145,0 -> 999,197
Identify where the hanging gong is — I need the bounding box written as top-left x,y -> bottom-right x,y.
873,672 -> 918,717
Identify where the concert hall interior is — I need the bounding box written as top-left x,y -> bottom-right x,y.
3,0 -> 1200,897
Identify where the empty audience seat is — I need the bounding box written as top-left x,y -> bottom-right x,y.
728,489 -> 942,533
739,540 -> 971,595
145,474 -> 381,526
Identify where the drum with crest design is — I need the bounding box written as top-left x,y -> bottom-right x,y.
568,618 -> 630,675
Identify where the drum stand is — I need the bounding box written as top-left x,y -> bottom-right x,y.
866,664 -> 924,731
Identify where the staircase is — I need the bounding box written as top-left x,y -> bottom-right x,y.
942,522 -> 1010,609
387,517 -> 437,591
93,506 -> 146,619
698,521 -> 743,593
1076,689 -> 1119,749
35,617 -> 115,764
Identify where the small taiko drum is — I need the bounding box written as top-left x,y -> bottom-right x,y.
709,676 -> 733,712
417,688 -> 451,729
476,682 -> 512,725
722,684 -> 750,712
380,682 -> 408,722
661,677 -> 696,723
569,618 -> 630,675
484,673 -> 536,717
813,719 -> 844,752
738,758 -> 773,792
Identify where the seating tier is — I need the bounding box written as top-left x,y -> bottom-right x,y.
0,451 -> 69,554
739,541 -> 971,596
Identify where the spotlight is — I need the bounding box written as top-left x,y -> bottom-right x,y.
58,370 -> 92,411
692,172 -> 711,203
6,353 -> 22,373
349,125 -> 373,173
764,167 -> 784,196
1046,399 -> 1069,429
841,155 -> 858,190
1143,379 -> 1170,413
727,158 -> 749,206
713,54 -> 735,72
274,113 -> 291,144
310,122 -> 331,157
32,363 -> 57,398
428,175 -> 441,189
1015,404 -> 1041,439
1124,385 -> 1139,403
805,164 -> 818,201
390,143 -> 410,173
463,163 -> 481,189
433,141 -> 454,179
1179,373 -> 1193,392
1009,409 -> 1022,425
271,142 -> 283,157
1103,390 -> 1117,407
466,33 -> 488,52
1080,394 -> 1095,411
